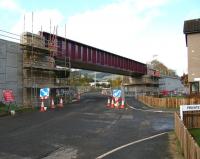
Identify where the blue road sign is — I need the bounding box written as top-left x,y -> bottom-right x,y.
113,89 -> 122,98
40,88 -> 50,99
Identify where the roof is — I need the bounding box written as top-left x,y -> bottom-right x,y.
183,18 -> 200,34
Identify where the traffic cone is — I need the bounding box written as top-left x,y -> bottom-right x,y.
107,98 -> 111,108
120,98 -> 125,109
58,97 -> 63,108
50,98 -> 55,109
115,97 -> 119,109
77,93 -> 80,101
40,100 -> 46,112
111,98 -> 114,108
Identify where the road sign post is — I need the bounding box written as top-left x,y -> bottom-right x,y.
112,89 -> 122,109
112,89 -> 122,98
40,88 -> 50,99
39,88 -> 50,112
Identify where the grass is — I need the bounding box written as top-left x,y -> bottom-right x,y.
0,102 -> 10,113
168,132 -> 184,159
189,128 -> 200,146
0,102 -> 37,116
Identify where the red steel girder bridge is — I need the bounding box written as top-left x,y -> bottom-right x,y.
42,32 -> 147,76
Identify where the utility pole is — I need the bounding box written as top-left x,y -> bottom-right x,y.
111,74 -> 113,89
94,72 -> 96,89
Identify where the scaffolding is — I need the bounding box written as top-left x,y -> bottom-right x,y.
20,32 -> 71,107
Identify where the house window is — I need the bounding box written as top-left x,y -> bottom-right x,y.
190,82 -> 199,94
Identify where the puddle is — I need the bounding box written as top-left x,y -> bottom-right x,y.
43,146 -> 78,159
121,115 -> 133,120
152,119 -> 174,131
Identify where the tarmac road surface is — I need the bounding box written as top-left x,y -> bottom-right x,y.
0,92 -> 174,159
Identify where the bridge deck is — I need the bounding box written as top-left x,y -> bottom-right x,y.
41,32 -> 147,76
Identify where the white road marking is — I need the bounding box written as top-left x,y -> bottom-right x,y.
129,106 -> 163,112
127,104 -> 173,114
96,132 -> 168,159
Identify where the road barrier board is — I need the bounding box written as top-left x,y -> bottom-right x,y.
3,89 -> 15,102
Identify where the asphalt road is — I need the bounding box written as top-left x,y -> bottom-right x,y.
0,92 -> 174,159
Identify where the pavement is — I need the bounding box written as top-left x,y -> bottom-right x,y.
0,92 -> 175,159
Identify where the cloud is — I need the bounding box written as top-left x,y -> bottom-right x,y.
64,0 -> 188,75
64,0 -> 163,50
0,0 -> 20,11
11,9 -> 64,35
63,0 -> 180,63
133,0 -> 169,12
10,0 -> 187,75
185,10 -> 200,20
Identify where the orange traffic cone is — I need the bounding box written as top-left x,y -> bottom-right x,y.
120,98 -> 125,109
58,97 -> 63,108
77,93 -> 80,101
50,98 -> 55,109
107,98 -> 111,107
111,98 -> 114,108
40,100 -> 46,112
115,97 -> 119,109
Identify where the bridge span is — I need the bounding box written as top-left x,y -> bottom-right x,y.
42,32 -> 147,76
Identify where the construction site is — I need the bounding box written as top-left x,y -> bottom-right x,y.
0,24 -> 150,108
0,30 -> 74,107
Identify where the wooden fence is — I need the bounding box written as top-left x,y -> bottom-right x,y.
137,96 -> 200,108
175,112 -> 200,159
183,111 -> 200,129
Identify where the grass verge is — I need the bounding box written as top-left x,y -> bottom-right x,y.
189,128 -> 200,146
168,132 -> 185,159
0,103 -> 38,117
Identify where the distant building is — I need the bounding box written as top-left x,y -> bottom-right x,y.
184,18 -> 200,94
123,66 -> 187,96
159,75 -> 186,95
123,68 -> 160,96
89,81 -> 109,87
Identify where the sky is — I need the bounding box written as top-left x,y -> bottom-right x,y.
0,0 -> 200,76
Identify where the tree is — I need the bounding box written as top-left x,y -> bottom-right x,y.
150,60 -> 177,76
108,77 -> 122,88
70,71 -> 94,86
181,73 -> 189,86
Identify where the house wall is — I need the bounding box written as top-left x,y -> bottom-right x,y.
187,33 -> 200,83
187,33 -> 200,93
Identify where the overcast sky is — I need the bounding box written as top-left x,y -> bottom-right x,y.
0,0 -> 200,75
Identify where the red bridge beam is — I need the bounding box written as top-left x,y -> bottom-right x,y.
41,32 -> 147,76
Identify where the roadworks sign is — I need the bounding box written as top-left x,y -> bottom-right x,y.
40,88 -> 50,99
113,89 -> 122,98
